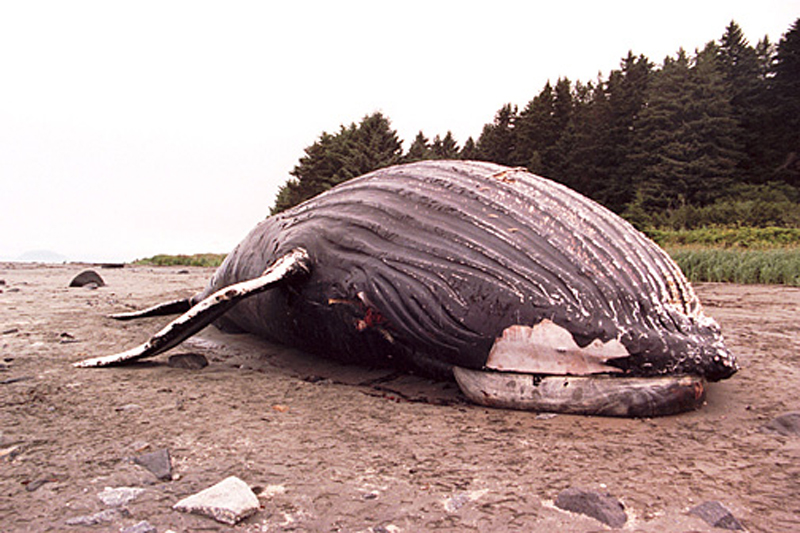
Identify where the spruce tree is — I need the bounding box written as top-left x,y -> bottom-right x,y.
629,46 -> 741,214
430,131 -> 460,159
460,137 -> 478,160
718,21 -> 771,184
271,112 -> 402,213
771,18 -> 800,185
404,131 -> 431,162
475,104 -> 518,166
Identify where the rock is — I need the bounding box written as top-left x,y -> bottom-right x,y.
442,489 -> 488,513
173,476 -> 259,525
134,448 -> 172,481
25,474 -> 58,492
115,403 -> 142,412
97,486 -> 145,507
65,508 -> 119,526
59,332 -> 79,344
167,353 -> 209,370
69,270 -> 105,288
121,520 -> 157,533
689,501 -> 744,530
554,487 -> 627,528
763,412 -> 800,436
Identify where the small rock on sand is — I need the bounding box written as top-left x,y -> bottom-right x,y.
65,508 -> 120,526
121,520 -> 157,533
97,486 -> 145,507
763,412 -> 800,436
167,353 -> 208,370
555,487 -> 627,528
133,448 -> 172,481
688,501 -> 744,530
173,476 -> 259,525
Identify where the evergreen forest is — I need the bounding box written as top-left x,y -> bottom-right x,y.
272,19 -> 800,233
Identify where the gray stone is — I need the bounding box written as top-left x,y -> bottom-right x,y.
173,476 -> 259,525
121,520 -> 157,533
555,487 -> 627,528
763,412 -> 800,436
69,270 -> 105,288
65,508 -> 119,526
167,353 -> 209,370
134,448 -> 172,481
689,501 -> 744,530
97,486 -> 144,507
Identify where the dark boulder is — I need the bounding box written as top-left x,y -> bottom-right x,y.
69,270 -> 105,288
688,501 -> 744,530
555,487 -> 626,528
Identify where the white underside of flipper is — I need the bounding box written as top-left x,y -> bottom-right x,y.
75,248 -> 311,368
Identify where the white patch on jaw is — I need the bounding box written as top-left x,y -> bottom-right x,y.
486,319 -> 628,375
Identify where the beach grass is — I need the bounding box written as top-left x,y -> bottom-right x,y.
666,247 -> 800,286
133,253 -> 226,268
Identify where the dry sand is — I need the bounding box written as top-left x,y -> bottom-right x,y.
1,262 -> 798,532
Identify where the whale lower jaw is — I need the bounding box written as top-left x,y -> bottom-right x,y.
453,367 -> 706,418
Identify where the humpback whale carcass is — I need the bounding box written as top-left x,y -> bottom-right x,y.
76,161 -> 737,416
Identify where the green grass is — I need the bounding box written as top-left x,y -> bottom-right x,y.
133,253 -> 227,268
644,227 -> 800,286
644,226 -> 800,249
666,247 -> 800,286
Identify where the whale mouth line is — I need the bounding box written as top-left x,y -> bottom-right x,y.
453,366 -> 706,418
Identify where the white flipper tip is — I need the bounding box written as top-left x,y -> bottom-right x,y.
74,345 -> 149,368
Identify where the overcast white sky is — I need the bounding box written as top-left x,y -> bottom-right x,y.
1,1 -> 797,262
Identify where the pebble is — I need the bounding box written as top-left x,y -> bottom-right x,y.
167,353 -> 209,370
97,486 -> 145,507
555,487 -> 627,528
65,508 -> 120,526
688,501 -> 744,530
763,412 -> 800,436
121,520 -> 157,533
442,489 -> 488,513
133,448 -> 172,481
115,404 -> 143,412
173,476 -> 260,525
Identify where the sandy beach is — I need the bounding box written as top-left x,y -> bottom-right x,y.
1,262 -> 798,532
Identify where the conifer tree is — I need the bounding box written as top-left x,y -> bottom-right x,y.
404,131 -> 432,162
430,131 -> 460,159
771,18 -> 800,185
629,46 -> 741,213
475,104 -> 518,166
718,21 -> 771,184
459,137 -> 478,160
271,112 -> 402,213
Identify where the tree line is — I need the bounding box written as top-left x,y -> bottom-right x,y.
272,19 -> 800,229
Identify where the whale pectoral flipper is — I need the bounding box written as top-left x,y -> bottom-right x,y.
74,248 -> 311,368
110,298 -> 193,320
